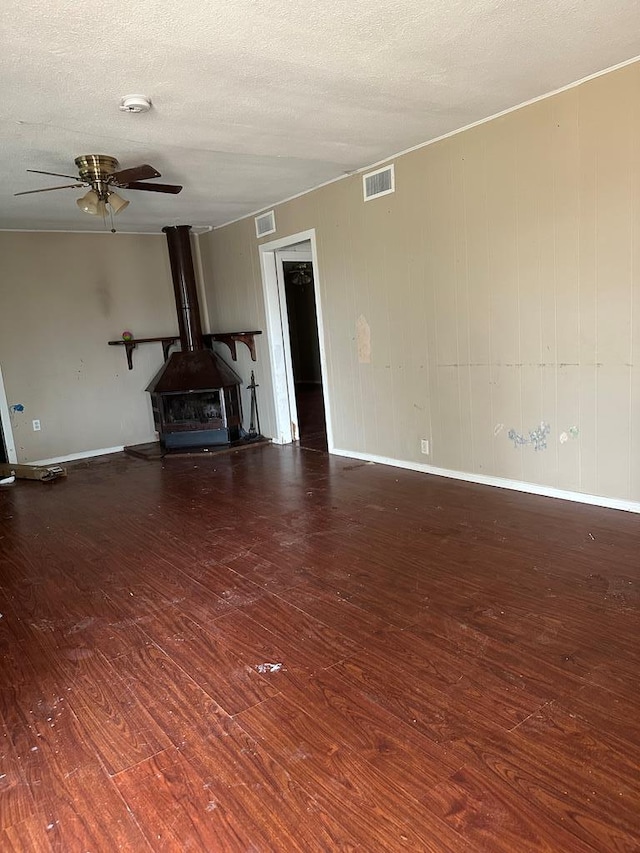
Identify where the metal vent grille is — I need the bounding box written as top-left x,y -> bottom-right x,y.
255,210 -> 276,237
363,165 -> 395,201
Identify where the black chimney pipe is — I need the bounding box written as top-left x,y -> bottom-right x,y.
162,225 -> 204,352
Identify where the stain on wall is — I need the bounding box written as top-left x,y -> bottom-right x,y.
508,422 -> 551,451
356,314 -> 371,364
95,281 -> 113,318
560,425 -> 580,444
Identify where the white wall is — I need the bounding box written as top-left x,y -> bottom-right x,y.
199,225 -> 276,440
0,231 -> 176,462
201,61 -> 640,504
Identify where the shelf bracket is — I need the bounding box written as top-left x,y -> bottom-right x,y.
203,331 -> 262,362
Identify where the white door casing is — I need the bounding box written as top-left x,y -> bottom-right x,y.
258,229 -> 333,450
0,364 -> 18,464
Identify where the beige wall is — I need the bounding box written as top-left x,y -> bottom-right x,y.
199,225 -> 278,440
0,232 -> 176,462
202,61 -> 640,503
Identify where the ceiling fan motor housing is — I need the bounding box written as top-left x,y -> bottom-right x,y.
74,155 -> 119,183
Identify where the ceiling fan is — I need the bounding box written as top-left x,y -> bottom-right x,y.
14,154 -> 183,219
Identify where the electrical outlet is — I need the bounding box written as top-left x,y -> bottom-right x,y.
420,438 -> 429,455
32,419 -> 41,431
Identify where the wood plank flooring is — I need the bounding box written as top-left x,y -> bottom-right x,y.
295,382 -> 328,452
0,445 -> 639,851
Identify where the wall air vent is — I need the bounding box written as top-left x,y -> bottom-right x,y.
363,164 -> 395,201
255,210 -> 276,238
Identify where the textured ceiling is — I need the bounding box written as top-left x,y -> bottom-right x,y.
1,0 -> 639,233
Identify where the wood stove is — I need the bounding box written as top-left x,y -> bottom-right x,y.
146,226 -> 242,450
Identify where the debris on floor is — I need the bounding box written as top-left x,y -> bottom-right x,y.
255,662 -> 283,674
0,463 -> 67,482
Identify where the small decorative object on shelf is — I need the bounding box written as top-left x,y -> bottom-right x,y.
247,370 -> 261,438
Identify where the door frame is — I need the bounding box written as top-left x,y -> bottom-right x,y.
0,364 -> 17,464
274,248 -> 314,443
258,228 -> 334,450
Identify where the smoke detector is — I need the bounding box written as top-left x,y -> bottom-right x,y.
119,95 -> 152,114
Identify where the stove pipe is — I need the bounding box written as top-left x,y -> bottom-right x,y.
162,225 -> 204,352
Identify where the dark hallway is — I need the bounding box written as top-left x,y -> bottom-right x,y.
282,260 -> 327,451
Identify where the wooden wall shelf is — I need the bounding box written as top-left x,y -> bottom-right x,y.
108,331 -> 262,370
108,337 -> 178,370
203,332 -> 262,363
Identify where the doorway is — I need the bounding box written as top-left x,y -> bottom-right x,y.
259,229 -> 333,451
278,253 -> 327,451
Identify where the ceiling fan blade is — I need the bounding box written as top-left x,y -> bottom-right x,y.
111,164 -> 161,184
125,181 -> 183,194
27,168 -> 81,180
14,183 -> 84,196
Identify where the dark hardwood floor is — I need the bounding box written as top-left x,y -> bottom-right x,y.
295,383 -> 328,452
0,445 -> 639,851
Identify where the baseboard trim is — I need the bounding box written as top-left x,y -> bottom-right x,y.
30,446 -> 125,466
331,448 -> 640,515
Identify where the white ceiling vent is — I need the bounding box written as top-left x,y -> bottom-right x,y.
363,164 -> 395,201
255,210 -> 276,238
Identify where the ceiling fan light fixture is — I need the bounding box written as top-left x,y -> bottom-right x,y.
108,191 -> 129,215
76,189 -> 101,215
